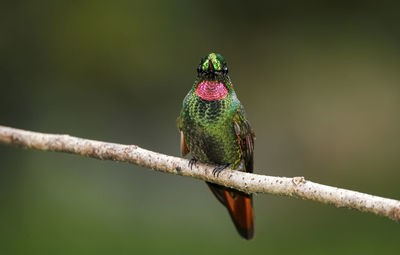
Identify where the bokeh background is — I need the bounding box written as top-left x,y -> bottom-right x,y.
1,1 -> 400,254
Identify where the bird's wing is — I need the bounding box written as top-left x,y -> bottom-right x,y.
233,105 -> 255,172
180,131 -> 189,156
177,115 -> 190,156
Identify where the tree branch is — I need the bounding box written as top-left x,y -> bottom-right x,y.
0,125 -> 399,222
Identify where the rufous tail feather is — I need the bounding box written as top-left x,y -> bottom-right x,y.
207,182 -> 254,240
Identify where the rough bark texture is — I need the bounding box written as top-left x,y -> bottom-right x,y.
0,125 -> 399,222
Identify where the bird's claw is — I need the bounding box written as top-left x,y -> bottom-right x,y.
188,158 -> 198,169
212,164 -> 229,177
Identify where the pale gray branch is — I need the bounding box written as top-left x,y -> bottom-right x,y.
0,125 -> 399,222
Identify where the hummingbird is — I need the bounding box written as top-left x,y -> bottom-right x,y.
178,53 -> 255,240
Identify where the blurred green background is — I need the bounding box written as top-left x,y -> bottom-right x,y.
1,1 -> 399,254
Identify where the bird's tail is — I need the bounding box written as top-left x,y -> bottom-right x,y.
206,182 -> 254,240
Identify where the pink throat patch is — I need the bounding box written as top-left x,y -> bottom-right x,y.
195,81 -> 228,101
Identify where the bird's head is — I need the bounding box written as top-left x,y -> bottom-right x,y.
197,53 -> 228,80
194,53 -> 233,100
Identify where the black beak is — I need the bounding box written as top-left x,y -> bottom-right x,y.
208,60 -> 214,71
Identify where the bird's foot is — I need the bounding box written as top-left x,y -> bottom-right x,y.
188,158 -> 198,169
212,164 -> 230,177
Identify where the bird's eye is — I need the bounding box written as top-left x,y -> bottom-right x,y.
223,67 -> 228,75
197,66 -> 202,74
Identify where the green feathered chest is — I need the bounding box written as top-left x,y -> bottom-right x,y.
180,89 -> 241,166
